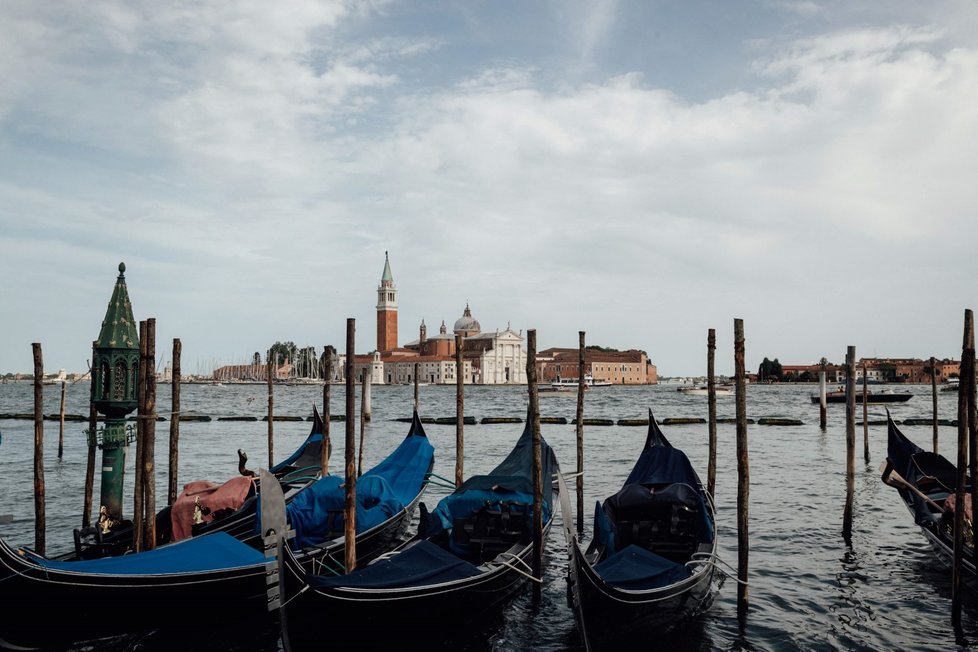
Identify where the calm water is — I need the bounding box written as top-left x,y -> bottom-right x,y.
1,381 -> 976,651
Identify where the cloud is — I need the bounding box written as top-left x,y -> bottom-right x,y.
1,4 -> 977,373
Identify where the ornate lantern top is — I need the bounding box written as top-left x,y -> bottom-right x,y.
96,262 -> 138,352
92,262 -> 139,417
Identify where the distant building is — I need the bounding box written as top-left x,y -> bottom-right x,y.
537,348 -> 657,385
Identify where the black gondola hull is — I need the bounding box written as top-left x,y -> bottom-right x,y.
569,540 -> 718,650
281,524 -> 551,651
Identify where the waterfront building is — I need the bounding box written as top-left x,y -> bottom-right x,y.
537,348 -> 657,385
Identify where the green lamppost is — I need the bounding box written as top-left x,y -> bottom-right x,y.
90,262 -> 139,529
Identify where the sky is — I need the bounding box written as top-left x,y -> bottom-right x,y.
1,1 -> 977,377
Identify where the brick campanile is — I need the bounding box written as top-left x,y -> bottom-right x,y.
376,251 -> 398,352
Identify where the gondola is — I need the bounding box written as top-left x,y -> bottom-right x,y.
0,411 -> 434,650
561,410 -> 719,650
276,421 -> 559,651
880,412 -> 974,579
68,406 -> 331,560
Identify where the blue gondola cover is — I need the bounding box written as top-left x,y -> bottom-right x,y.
308,540 -> 481,589
33,532 -> 265,575
593,544 -> 691,590
282,427 -> 434,549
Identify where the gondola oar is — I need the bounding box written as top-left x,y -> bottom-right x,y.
880,460 -> 946,513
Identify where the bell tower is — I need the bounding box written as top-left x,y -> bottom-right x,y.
376,251 -> 398,352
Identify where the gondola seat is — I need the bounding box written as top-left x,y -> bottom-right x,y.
452,502 -> 530,561
604,482 -> 712,564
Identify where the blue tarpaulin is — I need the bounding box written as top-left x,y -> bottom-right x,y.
282,421 -> 434,549
33,532 -> 264,575
593,544 -> 691,590
308,540 -> 480,590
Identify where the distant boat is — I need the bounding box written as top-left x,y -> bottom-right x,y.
940,379 -> 960,393
42,369 -> 67,385
539,386 -> 574,397
810,388 -> 912,404
677,384 -> 733,397
552,374 -> 611,389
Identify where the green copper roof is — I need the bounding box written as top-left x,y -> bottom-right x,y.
95,262 -> 139,351
381,251 -> 393,283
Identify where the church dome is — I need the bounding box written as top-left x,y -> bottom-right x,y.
453,303 -> 481,335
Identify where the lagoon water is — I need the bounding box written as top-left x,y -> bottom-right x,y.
1,380 -> 976,651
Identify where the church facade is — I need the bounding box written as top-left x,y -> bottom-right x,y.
363,254 -> 527,385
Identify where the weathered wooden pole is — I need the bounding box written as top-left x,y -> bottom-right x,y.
168,338 -> 181,506
733,319 -> 749,614
707,328 -> 717,500
455,334 -> 465,488
133,320 -> 147,552
57,380 -> 66,459
527,329 -> 543,600
952,310 -> 973,628
969,330 -> 978,583
322,345 -> 333,474
267,358 -> 274,468
32,343 -> 45,556
83,398 -> 96,528
363,370 -> 372,422
819,369 -> 827,430
843,346 -> 856,541
931,356 -> 939,454
413,361 -> 420,412
344,318 -> 357,573
862,363 -> 870,463
358,373 -> 368,477
576,331 -> 586,535
142,319 -> 157,550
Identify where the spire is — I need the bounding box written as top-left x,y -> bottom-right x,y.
96,262 -> 138,350
381,250 -> 394,284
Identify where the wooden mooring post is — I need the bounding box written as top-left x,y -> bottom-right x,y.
931,356 -> 939,454
83,397 -> 96,528
142,318 -> 157,551
862,363 -> 869,463
952,310 -> 974,628
358,373 -> 368,477
133,321 -> 147,552
414,361 -> 420,412
707,328 -> 717,500
843,346 -> 856,542
527,329 -> 543,601
267,358 -> 274,468
323,345 -> 333,474
576,331 -> 585,535
57,380 -> 66,459
32,343 -> 45,556
819,369 -> 827,431
168,338 -> 181,506
344,318 -> 357,573
733,319 -> 749,615
455,334 -> 464,488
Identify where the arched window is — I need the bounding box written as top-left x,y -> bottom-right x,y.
114,360 -> 127,400
100,361 -> 111,400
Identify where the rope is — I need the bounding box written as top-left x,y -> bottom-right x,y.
692,552 -> 748,586
424,473 -> 457,489
313,554 -> 344,577
278,583 -> 310,608
489,552 -> 542,584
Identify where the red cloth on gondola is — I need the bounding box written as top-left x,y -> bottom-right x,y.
170,476 -> 255,541
944,492 -> 974,525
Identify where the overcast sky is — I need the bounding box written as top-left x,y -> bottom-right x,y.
2,1 -> 977,377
